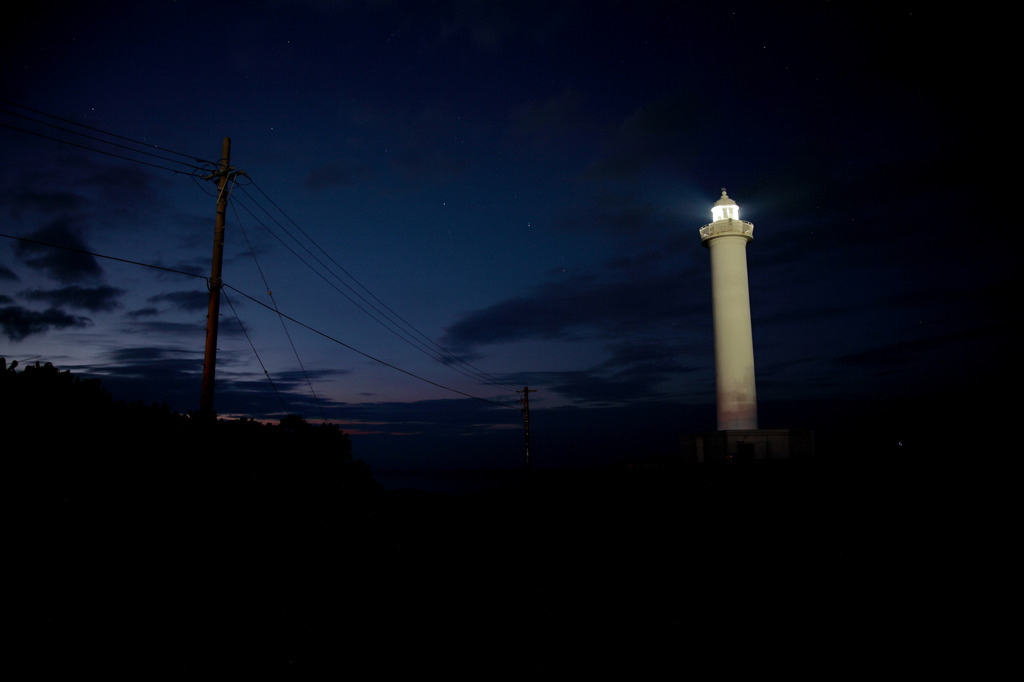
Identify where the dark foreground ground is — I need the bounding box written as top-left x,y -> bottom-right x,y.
13,455 -> 1017,676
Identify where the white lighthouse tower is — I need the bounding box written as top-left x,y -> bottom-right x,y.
680,189 -> 813,464
701,188 -> 758,431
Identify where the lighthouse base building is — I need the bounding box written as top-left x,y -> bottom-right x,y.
681,428 -> 815,465
682,189 -> 813,465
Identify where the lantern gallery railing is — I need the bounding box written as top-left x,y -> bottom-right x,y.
699,220 -> 754,240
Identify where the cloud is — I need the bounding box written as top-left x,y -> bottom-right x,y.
495,335 -> 709,406
77,163 -> 162,216
105,346 -> 195,364
583,94 -> 708,181
83,348 -> 358,418
434,0 -> 572,50
22,284 -> 125,312
509,89 -> 589,142
0,305 -> 91,341
304,159 -> 376,191
0,188 -> 88,218
14,219 -> 104,282
147,290 -> 210,313
443,255 -> 706,352
69,345 -> 203,409
336,396 -> 516,435
123,319 -> 207,338
555,188 -> 681,237
306,103 -> 477,189
272,367 -> 352,383
440,241 -> 714,406
388,145 -> 470,183
519,369 -> 663,406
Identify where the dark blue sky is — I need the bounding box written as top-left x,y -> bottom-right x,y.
0,2 -> 1007,469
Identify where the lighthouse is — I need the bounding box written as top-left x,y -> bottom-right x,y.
700,189 -> 758,431
680,189 -> 813,464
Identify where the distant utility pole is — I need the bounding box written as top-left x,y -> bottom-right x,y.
199,137 -> 242,417
518,386 -> 536,469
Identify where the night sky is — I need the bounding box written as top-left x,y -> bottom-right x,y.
0,2 -> 1008,471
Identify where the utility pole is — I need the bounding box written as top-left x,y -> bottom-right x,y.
517,386 -> 536,469
199,137 -> 239,417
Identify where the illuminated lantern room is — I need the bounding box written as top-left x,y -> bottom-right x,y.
711,188 -> 739,222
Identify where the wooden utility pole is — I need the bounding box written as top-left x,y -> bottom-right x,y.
199,137 -> 236,417
518,386 -> 536,469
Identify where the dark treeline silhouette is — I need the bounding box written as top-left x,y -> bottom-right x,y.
5,358 -> 391,672
3,357 -> 376,491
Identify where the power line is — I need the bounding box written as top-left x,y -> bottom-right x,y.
241,178 -> 521,392
230,193 -> 326,420
0,118 -> 206,177
1,99 -> 215,170
2,101 -> 515,390
0,230 -> 207,280
221,287 -> 289,414
233,187 -> 513,391
0,102 -> 523,407
0,230 -> 518,410
222,282 -> 517,409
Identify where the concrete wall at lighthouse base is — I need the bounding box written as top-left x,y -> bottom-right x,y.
680,429 -> 815,465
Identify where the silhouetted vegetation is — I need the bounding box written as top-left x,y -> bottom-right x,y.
3,357 -> 377,493
7,357 -> 388,671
